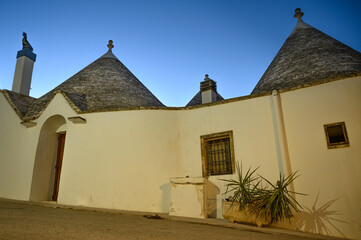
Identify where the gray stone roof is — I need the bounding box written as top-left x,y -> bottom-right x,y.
2,90 -> 36,117
251,18 -> 361,94
7,51 -> 165,120
186,91 -> 224,107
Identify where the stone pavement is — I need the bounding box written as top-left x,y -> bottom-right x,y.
0,199 -> 344,240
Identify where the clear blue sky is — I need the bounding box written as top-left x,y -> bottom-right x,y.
1,0 -> 360,107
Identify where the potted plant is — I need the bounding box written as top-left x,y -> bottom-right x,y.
220,163 -> 304,227
250,171 -> 304,224
220,163 -> 267,227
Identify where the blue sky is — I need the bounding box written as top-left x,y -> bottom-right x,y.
1,0 -> 360,106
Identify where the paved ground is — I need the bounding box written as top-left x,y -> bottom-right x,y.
0,201 -> 336,240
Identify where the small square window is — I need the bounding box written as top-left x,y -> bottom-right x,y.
324,122 -> 349,149
200,131 -> 235,176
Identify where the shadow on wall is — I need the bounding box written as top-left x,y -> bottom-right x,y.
207,180 -> 220,218
160,183 -> 171,213
282,191 -> 347,238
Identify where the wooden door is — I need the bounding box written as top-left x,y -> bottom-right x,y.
52,133 -> 66,201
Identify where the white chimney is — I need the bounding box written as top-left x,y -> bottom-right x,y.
12,32 -> 36,96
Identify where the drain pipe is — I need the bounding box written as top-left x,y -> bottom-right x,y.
270,90 -> 292,179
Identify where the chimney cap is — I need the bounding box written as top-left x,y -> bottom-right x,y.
200,74 -> 217,92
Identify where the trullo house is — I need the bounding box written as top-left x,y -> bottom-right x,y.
1,9 -> 360,239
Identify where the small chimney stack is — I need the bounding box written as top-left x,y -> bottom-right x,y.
200,74 -> 217,104
12,32 -> 36,96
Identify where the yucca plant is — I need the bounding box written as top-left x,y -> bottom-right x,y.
251,171 -> 304,224
219,163 -> 260,211
221,162 -> 305,226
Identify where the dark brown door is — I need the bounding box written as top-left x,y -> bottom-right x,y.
52,133 -> 66,201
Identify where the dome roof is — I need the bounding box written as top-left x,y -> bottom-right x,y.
251,9 -> 361,95
20,47 -> 164,120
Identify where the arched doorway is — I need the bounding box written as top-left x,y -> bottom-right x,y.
30,115 -> 67,201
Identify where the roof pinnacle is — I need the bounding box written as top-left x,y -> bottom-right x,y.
107,40 -> 114,52
294,8 -> 304,21
22,32 -> 33,51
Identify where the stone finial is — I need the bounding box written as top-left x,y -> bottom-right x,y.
204,74 -> 210,80
294,8 -> 304,21
22,32 -> 33,51
107,40 -> 114,52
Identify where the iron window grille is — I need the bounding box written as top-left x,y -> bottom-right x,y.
201,131 -> 235,176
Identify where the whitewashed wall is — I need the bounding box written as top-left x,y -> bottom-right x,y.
175,95 -> 280,218
0,93 -> 35,200
278,76 -> 361,239
57,109 -> 180,213
0,76 -> 360,239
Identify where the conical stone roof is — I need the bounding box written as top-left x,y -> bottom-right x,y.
1,90 -> 36,117
251,9 -> 361,95
22,47 -> 164,120
186,91 -> 224,107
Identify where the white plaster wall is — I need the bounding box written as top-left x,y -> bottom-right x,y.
175,96 -> 280,219
279,77 -> 361,239
57,109 -> 181,213
0,92 -> 181,211
2,77 -> 360,239
56,94 -> 279,217
0,93 -> 35,200
30,94 -> 84,201
30,115 -> 66,201
0,93 -> 78,201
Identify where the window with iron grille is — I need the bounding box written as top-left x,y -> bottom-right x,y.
201,131 -> 235,176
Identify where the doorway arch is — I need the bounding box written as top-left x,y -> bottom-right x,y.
30,115 -> 67,201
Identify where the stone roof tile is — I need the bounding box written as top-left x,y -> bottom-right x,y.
2,90 -> 36,117
23,51 -> 164,120
251,17 -> 361,94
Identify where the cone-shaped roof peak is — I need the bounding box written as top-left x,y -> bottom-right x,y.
99,50 -> 119,60
251,9 -> 361,95
290,8 -> 313,35
20,42 -> 164,120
